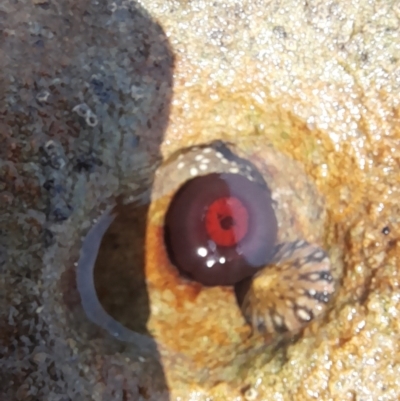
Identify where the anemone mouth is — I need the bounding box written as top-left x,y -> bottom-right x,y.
164,172 -> 278,286
205,196 -> 249,247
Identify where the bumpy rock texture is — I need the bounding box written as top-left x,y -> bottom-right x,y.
1,0 -> 400,400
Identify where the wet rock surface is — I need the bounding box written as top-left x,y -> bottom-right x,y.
1,0 -> 400,400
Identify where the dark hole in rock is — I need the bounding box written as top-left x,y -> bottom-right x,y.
93,202 -> 151,335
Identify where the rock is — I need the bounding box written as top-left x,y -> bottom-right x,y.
1,0 -> 400,400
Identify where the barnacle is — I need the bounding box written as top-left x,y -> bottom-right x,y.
240,240 -> 335,335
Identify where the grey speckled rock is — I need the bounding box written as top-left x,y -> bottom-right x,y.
0,0 -> 173,399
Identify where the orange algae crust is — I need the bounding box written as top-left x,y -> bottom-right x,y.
155,92 -> 400,400
146,198 -> 254,383
158,94 -> 400,399
140,0 -> 400,398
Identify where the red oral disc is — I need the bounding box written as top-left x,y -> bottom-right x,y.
204,196 -> 249,247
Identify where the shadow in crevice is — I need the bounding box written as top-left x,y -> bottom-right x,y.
93,201 -> 152,335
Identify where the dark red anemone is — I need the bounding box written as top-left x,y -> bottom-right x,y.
164,173 -> 278,286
